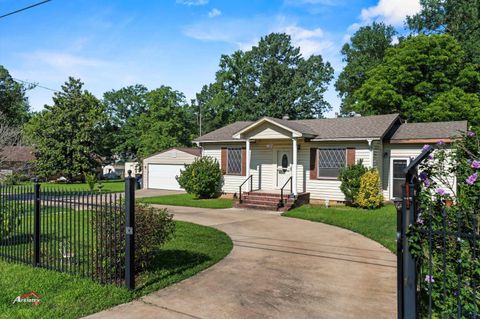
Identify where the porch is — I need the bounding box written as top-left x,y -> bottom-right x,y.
232,118 -> 312,210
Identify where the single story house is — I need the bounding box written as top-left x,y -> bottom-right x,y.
102,161 -> 140,179
143,147 -> 201,190
193,114 -> 466,208
0,146 -> 36,177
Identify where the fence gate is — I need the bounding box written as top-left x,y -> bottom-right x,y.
0,174 -> 136,289
397,146 -> 480,318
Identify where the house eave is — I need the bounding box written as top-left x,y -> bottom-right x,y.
232,117 -> 303,139
309,137 -> 382,142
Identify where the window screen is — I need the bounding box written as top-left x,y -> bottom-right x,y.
318,148 -> 346,178
227,148 -> 242,175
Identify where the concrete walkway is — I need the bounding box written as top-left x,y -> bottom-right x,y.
86,206 -> 396,319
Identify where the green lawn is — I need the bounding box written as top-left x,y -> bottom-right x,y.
19,180 -> 125,193
139,193 -> 233,209
0,221 -> 233,319
282,204 -> 397,253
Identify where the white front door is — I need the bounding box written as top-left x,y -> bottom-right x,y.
276,150 -> 292,188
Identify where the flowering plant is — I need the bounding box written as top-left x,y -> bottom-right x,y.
407,129 -> 480,317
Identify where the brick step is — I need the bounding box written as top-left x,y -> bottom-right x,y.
240,198 -> 294,206
243,194 -> 292,200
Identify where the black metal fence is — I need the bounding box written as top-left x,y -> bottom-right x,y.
0,177 -> 136,289
397,147 -> 479,318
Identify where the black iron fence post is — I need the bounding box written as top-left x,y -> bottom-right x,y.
125,170 -> 135,290
394,198 -> 404,319
402,182 -> 417,318
33,180 -> 41,266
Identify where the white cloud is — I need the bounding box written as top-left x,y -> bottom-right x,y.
360,0 -> 421,26
176,0 -> 208,6
208,8 -> 221,18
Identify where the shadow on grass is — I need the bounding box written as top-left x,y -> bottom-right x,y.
136,249 -> 211,291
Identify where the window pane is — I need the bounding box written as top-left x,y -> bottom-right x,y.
393,179 -> 403,198
227,148 -> 242,175
393,160 -> 407,179
318,149 -> 346,178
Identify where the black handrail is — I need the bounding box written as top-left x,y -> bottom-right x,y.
278,176 -> 293,208
238,175 -> 253,204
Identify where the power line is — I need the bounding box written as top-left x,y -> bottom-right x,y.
13,78 -> 60,93
0,0 -> 52,20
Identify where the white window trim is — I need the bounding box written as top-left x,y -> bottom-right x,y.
390,157 -> 411,200
316,148 -> 347,180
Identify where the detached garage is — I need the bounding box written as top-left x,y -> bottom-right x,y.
143,148 -> 202,190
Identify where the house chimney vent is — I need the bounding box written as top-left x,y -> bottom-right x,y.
282,115 -> 290,120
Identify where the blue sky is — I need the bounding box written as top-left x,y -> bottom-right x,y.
0,0 -> 421,117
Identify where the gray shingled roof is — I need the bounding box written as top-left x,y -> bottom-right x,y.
390,121 -> 468,141
194,114 -> 400,142
194,121 -> 253,142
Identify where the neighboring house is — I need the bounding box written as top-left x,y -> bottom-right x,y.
0,146 -> 36,177
193,114 -> 467,208
143,147 -> 201,190
102,161 -> 140,179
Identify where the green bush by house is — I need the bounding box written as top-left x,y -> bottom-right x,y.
356,169 -> 383,209
339,160 -> 368,205
177,156 -> 222,199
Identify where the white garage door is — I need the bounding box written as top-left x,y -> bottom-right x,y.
148,164 -> 184,190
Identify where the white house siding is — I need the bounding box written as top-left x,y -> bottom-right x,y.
382,143 -> 456,200
203,140 -> 382,201
202,143 -> 246,194
143,149 -> 198,189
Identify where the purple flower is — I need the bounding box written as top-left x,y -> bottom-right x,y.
435,188 -> 446,196
437,140 -> 445,145
468,131 -> 476,137
424,178 -> 431,188
425,275 -> 435,283
428,154 -> 433,160
466,172 -> 478,185
420,171 -> 428,181
472,160 -> 480,169
422,144 -> 430,152
417,214 -> 424,225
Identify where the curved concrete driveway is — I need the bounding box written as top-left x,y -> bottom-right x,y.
86,206 -> 396,319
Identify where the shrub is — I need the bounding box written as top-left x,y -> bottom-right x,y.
0,208 -> 22,243
92,203 -> 175,281
1,173 -> 20,186
339,160 -> 368,205
177,156 -> 222,199
355,169 -> 383,209
84,172 -> 97,192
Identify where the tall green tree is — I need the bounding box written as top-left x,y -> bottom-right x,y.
102,85 -> 149,160
195,33 -> 334,134
0,65 -> 32,126
25,77 -> 106,180
136,86 -> 194,159
407,0 -> 480,64
352,34 -> 480,126
335,22 -> 397,114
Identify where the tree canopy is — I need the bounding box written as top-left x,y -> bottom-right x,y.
25,77 -> 107,180
0,65 -> 32,126
335,22 -> 397,114
407,0 -> 480,64
195,33 -> 334,134
351,34 -> 480,126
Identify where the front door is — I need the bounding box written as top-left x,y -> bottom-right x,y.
276,150 -> 292,188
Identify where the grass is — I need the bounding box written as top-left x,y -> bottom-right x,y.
283,204 -> 397,253
139,193 -> 233,209
18,180 -> 125,193
0,221 -> 233,319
